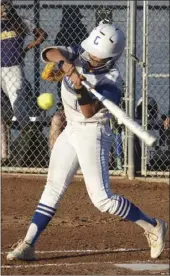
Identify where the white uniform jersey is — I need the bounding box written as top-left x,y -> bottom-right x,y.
41,45 -> 124,123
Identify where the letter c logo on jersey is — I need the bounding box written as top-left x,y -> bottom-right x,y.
94,36 -> 101,45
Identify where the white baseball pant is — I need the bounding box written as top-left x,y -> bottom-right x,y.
1,65 -> 35,127
39,122 -> 130,217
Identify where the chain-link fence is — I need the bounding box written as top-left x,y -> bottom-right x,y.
141,1 -> 170,177
1,1 -> 169,178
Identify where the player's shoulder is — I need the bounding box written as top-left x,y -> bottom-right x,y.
95,67 -> 122,105
107,65 -> 121,81
102,65 -> 123,90
67,44 -> 82,60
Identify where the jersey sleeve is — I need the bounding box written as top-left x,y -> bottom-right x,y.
41,46 -> 70,63
41,45 -> 80,64
95,80 -> 121,105
67,45 -> 81,61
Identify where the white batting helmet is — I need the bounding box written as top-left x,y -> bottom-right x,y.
81,21 -> 125,62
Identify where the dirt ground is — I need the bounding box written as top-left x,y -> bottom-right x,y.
1,174 -> 170,275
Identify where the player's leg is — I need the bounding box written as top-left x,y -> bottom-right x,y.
4,65 -> 43,166
1,121 -> 8,161
2,66 -> 30,167
11,67 -> 31,127
2,66 -> 23,116
1,73 -> 14,163
1,93 -> 11,162
3,65 -> 35,127
73,122 -> 167,259
49,82 -> 66,152
24,128 -> 79,245
7,128 -> 79,261
49,110 -> 66,151
114,130 -> 123,170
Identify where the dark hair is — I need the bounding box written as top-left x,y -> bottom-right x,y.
60,6 -> 83,28
4,4 -> 29,37
55,6 -> 88,46
136,97 -> 158,120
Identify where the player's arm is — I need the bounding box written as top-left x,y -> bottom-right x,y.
70,73 -> 103,118
41,47 -> 79,77
79,97 -> 103,118
70,73 -> 121,118
43,48 -> 68,63
22,19 -> 48,56
41,47 -> 77,83
26,28 -> 48,50
33,27 -> 48,43
42,49 -> 102,117
42,50 -> 100,116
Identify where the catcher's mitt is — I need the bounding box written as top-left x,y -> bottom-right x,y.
41,62 -> 65,82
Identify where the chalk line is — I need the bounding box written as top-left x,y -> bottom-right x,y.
2,247 -> 149,255
2,262 -> 169,270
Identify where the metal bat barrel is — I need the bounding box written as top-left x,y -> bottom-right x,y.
82,80 -> 157,147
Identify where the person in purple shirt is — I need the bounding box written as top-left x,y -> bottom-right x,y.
1,0 -> 48,164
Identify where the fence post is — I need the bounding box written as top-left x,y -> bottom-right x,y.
128,0 -> 137,179
141,0 -> 149,176
34,0 -> 40,98
123,0 -> 130,176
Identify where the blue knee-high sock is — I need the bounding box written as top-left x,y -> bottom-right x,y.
25,203 -> 56,246
113,195 -> 157,227
125,202 -> 157,226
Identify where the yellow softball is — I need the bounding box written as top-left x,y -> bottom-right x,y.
37,93 -> 55,110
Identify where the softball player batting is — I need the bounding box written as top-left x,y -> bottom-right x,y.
7,21 -> 167,261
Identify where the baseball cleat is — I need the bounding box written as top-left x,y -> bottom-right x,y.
144,219 -> 168,259
7,240 -> 36,261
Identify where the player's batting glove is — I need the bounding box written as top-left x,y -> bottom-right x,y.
42,63 -> 65,82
